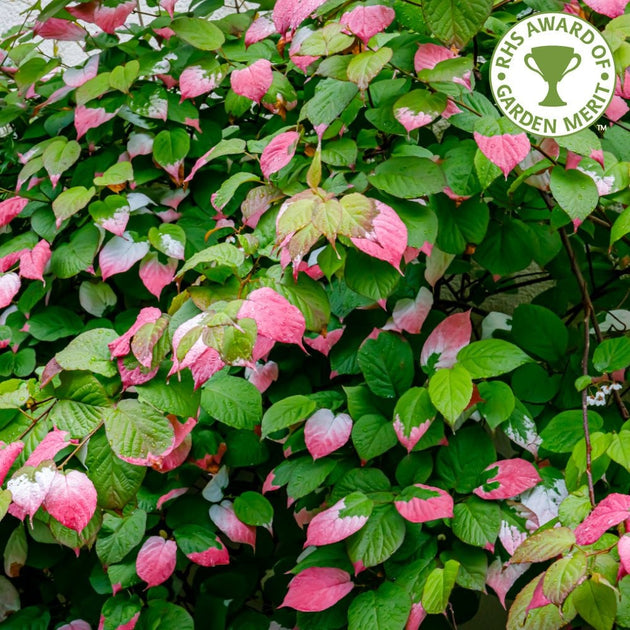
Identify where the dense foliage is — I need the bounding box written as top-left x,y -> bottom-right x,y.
0,0 -> 629,627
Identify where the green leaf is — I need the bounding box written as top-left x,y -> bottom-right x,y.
357,332 -> 414,398
573,579 -> 617,630
511,527 -> 576,563
79,281 -> 117,317
300,24 -> 354,56
86,430 -> 146,509
178,243 -> 245,275
540,410 -> 603,453
593,337 -> 630,373
261,395 -> 316,437
452,497 -> 501,548
138,600 -> 194,630
286,457 -> 336,499
201,372 -> 262,430
476,381 -> 515,429
234,491 -> 273,527
543,551 -> 587,605
42,140 -> 81,182
348,582 -> 411,630
434,195 -> 488,253
348,505 -> 406,567
103,400 -> 174,465
611,206 -> 630,246
55,328 -> 118,377
345,250 -> 400,301
52,186 -> 95,225
607,431 -> 630,470
302,79 -> 359,127
428,364 -> 473,426
96,510 -> 146,565
473,218 -> 532,275
109,60 -> 139,93
50,223 -> 100,279
171,17 -> 225,50
153,128 -> 190,170
457,340 -> 532,379
422,0 -> 493,47
212,172 -> 260,211
29,306 -> 84,342
511,304 -> 568,362
422,560 -> 460,614
136,371 -> 201,418
347,48 -> 393,90
94,162 -> 133,187
368,157 -> 445,198
550,166 -> 599,227
173,524 -> 223,556
321,138 -> 358,167
352,414 -> 398,461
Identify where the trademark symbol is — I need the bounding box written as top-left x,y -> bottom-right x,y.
596,123 -> 606,132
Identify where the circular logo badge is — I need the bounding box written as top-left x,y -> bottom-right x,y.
490,12 -> 615,136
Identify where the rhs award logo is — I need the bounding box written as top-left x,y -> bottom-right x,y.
490,12 -> 615,136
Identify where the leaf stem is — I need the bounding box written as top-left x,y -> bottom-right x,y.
59,421 -> 103,469
581,311 -> 596,507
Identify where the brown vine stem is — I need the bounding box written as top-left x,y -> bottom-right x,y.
581,311 -> 596,507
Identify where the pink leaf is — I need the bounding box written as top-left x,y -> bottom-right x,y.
260,131 -> 300,179
139,253 -> 177,298
574,493 -> 630,545
474,459 -> 541,500
159,0 -> 178,18
394,483 -> 454,523
99,233 -> 150,280
67,0 -> 135,34
25,428 -> 71,468
499,520 -> 528,556
527,576 -> 551,612
393,416 -> 432,454
180,65 -> 222,102
186,535 -> 230,567
44,469 -> 97,531
473,132 -> 531,179
245,360 -> 279,393
19,240 -> 51,282
487,559 -> 530,608
63,55 -> 99,87
304,409 -> 352,460
420,311 -> 471,370
136,536 -> 177,587
605,95 -> 629,122
127,133 -> 153,158
0,442 -> 24,486
406,602 -> 427,630
74,105 -> 117,140
245,16 -> 276,47
289,28 -> 320,72
350,201 -> 408,271
230,59 -> 273,104
414,43 -> 471,90
0,273 -> 20,308
394,108 -> 435,133
384,287 -> 433,335
238,287 -> 306,348
209,500 -> 256,549
619,534 -> 630,580
340,5 -> 395,44
305,495 -> 370,546
584,0 -> 629,16
242,185 -> 284,228
151,417 -> 196,473
7,467 -> 56,522
108,307 -> 162,358
280,567 -> 353,612
0,197 -> 28,228
34,18 -> 86,41
272,0 -> 327,37
304,328 -> 345,356
58,621 -> 91,630
97,612 -> 139,630
157,487 -> 188,510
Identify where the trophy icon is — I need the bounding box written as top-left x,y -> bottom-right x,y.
524,46 -> 581,107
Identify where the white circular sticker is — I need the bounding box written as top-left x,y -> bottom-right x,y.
490,12 -> 615,136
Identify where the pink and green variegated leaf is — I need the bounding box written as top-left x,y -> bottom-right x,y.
280,567 -> 354,612
245,16 -> 275,47
0,273 -> 20,308
187,537 -> 229,568
63,55 -> 99,87
19,240 -> 51,282
139,253 -> 177,298
394,483 -> 454,523
0,442 -> 24,486
350,200 -> 408,271
230,59 -> 273,104
304,328 -> 344,356
108,307 -> 162,359
420,310 -> 471,370
340,5 -> 395,44
238,287 -> 306,348
245,360 -> 279,393
474,131 -> 531,179
473,459 -> 541,500
304,409 -> 352,459
272,0 -> 328,36
619,534 -> 630,579
584,0 -> 629,17
0,197 -> 28,228
486,559 -> 530,608
24,428 -> 71,467
99,234 -> 150,281
393,387 -> 436,453
74,105 -> 117,140
209,500 -> 256,549
7,467 -> 56,522
57,620 -> 91,630
180,62 -> 223,101
136,536 -> 177,587
43,469 -> 97,532
406,602 -> 428,630
384,287 -> 433,335
305,492 -> 372,546
260,131 -> 300,179
67,0 -> 135,34
574,493 -> 630,545
151,417 -> 196,473
414,43 -> 456,72
34,18 -> 86,41
393,90 -> 447,132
